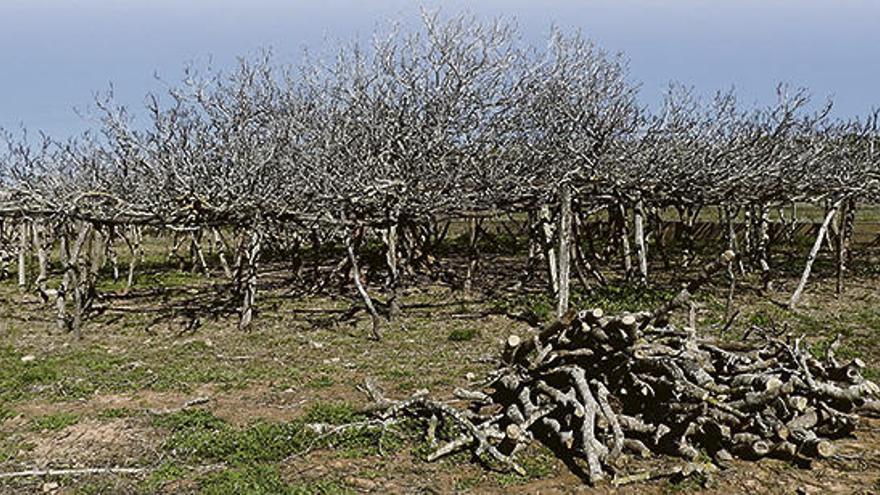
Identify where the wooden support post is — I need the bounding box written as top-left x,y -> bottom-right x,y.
556,183 -> 573,318
743,207 -> 752,269
122,225 -> 141,291
33,220 -> 49,300
634,199 -> 648,284
836,200 -> 855,297
789,201 -> 842,309
383,220 -> 401,318
56,229 -> 69,333
18,219 -> 28,292
757,204 -> 771,290
618,203 -> 632,277
105,225 -> 120,282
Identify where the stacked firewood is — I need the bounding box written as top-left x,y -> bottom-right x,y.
453,306 -> 877,483
366,258 -> 879,484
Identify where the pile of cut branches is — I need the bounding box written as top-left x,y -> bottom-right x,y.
359,254 -> 880,485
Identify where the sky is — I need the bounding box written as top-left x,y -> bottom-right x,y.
1,0 -> 879,138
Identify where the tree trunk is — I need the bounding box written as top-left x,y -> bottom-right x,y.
464,218 -> 481,293
722,206 -> 740,317
572,213 -> 606,288
347,236 -> 382,340
239,229 -> 262,330
540,204 -> 558,296
212,228 -> 234,279
63,222 -> 93,338
190,230 -> 209,276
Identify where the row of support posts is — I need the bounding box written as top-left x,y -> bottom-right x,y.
0,193 -> 860,339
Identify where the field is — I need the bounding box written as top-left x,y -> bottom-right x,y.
1,220 -> 880,494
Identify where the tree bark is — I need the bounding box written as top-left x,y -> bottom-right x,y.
540,204 -> 558,296
212,228 -> 234,279
239,229 -> 262,330
190,230 -> 209,276
59,221 -> 93,338
347,238 -> 382,340
464,218 -> 480,293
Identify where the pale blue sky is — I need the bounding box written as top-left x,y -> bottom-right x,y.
1,0 -> 878,137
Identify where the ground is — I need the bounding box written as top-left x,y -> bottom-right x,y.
1,224 -> 880,494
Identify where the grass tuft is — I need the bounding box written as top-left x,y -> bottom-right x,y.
29,412 -> 80,431
447,327 -> 480,342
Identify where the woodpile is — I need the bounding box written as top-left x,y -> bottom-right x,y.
366,255 -> 880,485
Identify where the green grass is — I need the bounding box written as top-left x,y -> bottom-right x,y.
302,402 -> 361,424
447,327 -> 480,342
199,465 -> 353,495
0,332 -> 310,404
138,461 -> 190,494
306,375 -> 336,389
0,405 -> 14,422
574,284 -> 676,313
152,404 -> 401,466
29,412 -> 80,431
492,284 -> 676,325
494,446 -> 558,487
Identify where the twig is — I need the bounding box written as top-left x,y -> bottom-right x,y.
0,467 -> 148,479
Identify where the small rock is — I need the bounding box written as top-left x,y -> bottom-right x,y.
310,341 -> 325,349
41,482 -> 59,493
20,355 -> 36,363
465,372 -> 476,381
